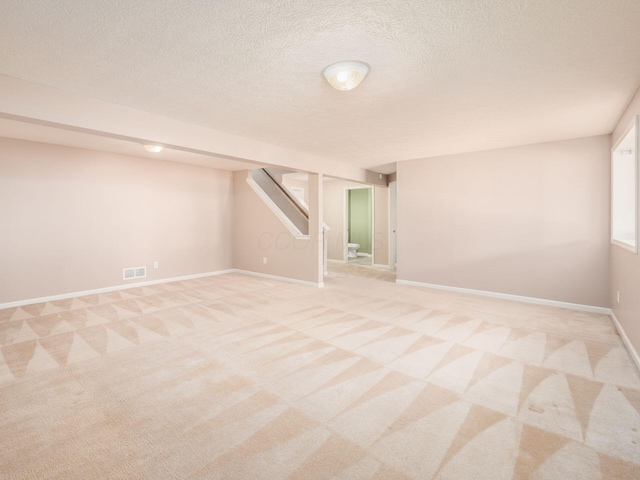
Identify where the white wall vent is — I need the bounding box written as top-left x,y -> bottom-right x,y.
123,266 -> 147,280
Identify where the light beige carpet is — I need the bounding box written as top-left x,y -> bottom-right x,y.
1,269 -> 639,479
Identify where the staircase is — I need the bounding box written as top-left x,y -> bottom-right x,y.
250,168 -> 309,236
246,168 -> 330,274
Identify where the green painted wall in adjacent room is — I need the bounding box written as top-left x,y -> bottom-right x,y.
348,188 -> 372,254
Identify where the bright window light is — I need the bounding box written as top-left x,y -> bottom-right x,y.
611,116 -> 638,253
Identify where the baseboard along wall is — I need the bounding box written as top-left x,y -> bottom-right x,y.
396,277 -> 640,373
0,268 -> 323,310
3,270 -> 636,374
0,270 -> 235,309
610,310 -> 640,373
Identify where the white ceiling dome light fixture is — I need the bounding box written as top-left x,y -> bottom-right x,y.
143,144 -> 164,153
323,61 -> 370,91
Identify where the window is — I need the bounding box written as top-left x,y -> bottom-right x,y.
611,115 -> 638,253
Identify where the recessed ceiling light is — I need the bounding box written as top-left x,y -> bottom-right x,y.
323,61 -> 369,91
144,144 -> 163,153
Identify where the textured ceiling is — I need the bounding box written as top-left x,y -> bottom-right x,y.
1,0 -> 640,172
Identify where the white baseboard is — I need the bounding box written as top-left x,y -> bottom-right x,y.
395,278 -> 610,315
232,269 -> 323,288
373,263 -> 391,269
0,270 -> 235,310
327,259 -> 346,264
0,268 -> 326,309
356,253 -> 372,257
610,310 -> 640,372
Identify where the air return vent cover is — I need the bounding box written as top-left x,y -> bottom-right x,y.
123,266 -> 146,280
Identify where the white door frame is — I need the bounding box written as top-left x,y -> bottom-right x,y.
389,181 -> 397,269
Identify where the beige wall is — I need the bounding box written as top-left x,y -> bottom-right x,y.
0,137 -> 233,304
610,86 -> 640,354
397,135 -> 611,307
232,171 -> 320,284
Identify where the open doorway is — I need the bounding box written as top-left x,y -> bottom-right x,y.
344,186 -> 374,266
279,173 -> 393,279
